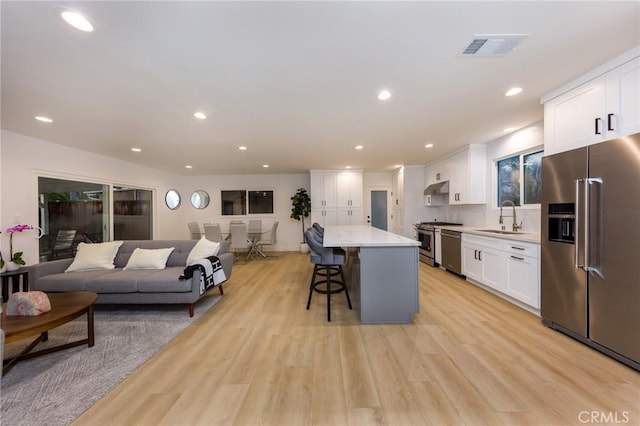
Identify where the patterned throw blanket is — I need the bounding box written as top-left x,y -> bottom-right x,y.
180,255 -> 227,294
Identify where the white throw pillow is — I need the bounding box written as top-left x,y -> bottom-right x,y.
123,247 -> 175,270
65,241 -> 124,272
186,237 -> 220,266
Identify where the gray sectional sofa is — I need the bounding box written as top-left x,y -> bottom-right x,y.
29,240 -> 233,317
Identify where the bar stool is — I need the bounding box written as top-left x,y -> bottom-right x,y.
304,229 -> 352,321
312,222 -> 324,238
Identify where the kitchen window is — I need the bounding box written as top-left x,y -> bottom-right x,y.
496,150 -> 543,207
221,190 -> 274,216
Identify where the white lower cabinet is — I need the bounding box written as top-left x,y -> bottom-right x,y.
462,233 -> 540,310
311,208 -> 337,227
435,229 -> 442,265
462,235 -> 505,292
337,208 -> 363,225
505,252 -> 540,309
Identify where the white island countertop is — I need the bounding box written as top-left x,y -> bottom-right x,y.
324,225 -> 420,248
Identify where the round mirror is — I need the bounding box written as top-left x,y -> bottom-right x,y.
190,190 -> 210,209
165,189 -> 181,210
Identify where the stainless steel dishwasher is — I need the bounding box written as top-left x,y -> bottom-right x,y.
441,229 -> 464,276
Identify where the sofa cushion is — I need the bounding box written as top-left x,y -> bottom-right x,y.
136,267 -> 193,293
85,269 -> 147,293
186,237 -> 220,266
35,269 -> 116,292
114,240 -> 197,268
65,241 -> 124,272
124,247 -> 175,270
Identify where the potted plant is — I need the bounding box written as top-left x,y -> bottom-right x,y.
290,188 -> 311,253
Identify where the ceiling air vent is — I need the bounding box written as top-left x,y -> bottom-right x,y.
460,34 -> 528,57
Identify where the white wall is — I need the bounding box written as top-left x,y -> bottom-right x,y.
182,173 -> 309,249
0,130 -> 309,265
421,121 -> 544,233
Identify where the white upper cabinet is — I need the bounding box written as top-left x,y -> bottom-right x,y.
336,171 -> 363,208
426,159 -> 448,185
606,58 -> 640,138
310,171 -> 337,209
542,49 -> 639,155
447,145 -> 487,205
310,170 -> 363,226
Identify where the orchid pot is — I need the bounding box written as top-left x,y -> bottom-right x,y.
5,261 -> 19,272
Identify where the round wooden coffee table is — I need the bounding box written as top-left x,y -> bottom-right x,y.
2,291 -> 98,375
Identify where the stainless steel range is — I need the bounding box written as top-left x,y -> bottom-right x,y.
414,222 -> 462,266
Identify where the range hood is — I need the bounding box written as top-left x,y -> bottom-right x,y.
424,181 -> 450,196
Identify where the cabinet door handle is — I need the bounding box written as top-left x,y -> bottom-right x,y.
474,250 -> 478,260
595,117 -> 602,135
607,113 -> 614,131
511,255 -> 524,261
511,246 -> 525,251
478,250 -> 482,261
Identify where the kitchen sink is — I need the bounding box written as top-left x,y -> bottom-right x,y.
477,229 -> 527,235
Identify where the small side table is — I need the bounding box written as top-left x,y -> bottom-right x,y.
1,268 -> 29,303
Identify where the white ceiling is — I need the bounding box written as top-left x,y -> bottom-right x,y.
2,1 -> 639,175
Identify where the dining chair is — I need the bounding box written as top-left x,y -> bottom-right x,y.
187,222 -> 202,240
229,223 -> 251,261
248,220 -> 262,237
255,221 -> 278,257
203,223 -> 223,242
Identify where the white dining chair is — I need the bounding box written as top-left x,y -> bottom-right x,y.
255,221 -> 278,258
203,223 -> 223,242
229,223 -> 251,261
187,222 -> 202,240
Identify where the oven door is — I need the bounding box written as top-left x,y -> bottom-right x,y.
416,228 -> 435,266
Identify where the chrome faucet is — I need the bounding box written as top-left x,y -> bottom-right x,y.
499,200 -> 523,232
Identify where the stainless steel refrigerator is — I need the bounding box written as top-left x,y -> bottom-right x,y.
541,133 -> 640,371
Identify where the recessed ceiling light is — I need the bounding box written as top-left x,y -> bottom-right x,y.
35,116 -> 53,123
394,164 -> 403,168
425,143 -> 434,148
185,165 -> 193,169
262,164 -> 269,168
377,90 -> 392,101
60,10 -> 94,32
355,145 -> 364,150
505,87 -> 523,97
345,166 -> 352,169
131,148 -> 142,153
238,146 -> 247,151
504,127 -> 516,133
193,111 -> 207,120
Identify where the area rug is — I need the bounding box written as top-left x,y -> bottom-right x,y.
0,295 -> 221,426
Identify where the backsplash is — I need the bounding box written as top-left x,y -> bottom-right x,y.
424,204 -> 541,234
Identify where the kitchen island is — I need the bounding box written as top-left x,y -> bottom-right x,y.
324,225 -> 420,324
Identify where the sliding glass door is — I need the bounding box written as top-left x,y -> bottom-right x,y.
38,177 -> 153,261
113,186 -> 152,240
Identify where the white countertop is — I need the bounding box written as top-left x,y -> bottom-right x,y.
324,225 -> 420,247
435,225 -> 541,244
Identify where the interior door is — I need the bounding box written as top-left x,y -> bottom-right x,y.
365,187 -> 390,230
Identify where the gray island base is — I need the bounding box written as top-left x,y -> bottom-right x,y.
323,226 -> 420,324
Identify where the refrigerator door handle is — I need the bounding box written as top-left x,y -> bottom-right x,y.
585,177 -> 603,277
575,178 -> 584,269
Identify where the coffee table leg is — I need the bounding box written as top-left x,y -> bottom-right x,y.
87,305 -> 95,347
42,331 -> 49,342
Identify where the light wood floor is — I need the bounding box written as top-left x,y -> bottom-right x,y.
74,252 -> 639,426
